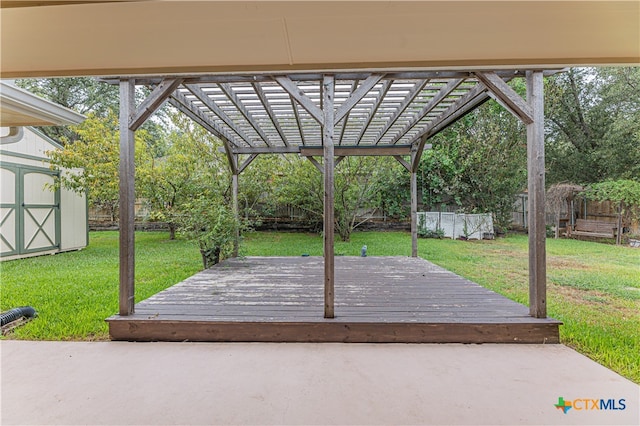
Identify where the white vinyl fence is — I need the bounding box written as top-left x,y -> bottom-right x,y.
417,212 -> 494,240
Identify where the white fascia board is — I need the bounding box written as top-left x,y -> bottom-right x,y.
0,81 -> 86,126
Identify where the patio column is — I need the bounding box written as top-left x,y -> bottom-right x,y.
323,74 -> 335,319
526,70 -> 547,318
119,79 -> 136,316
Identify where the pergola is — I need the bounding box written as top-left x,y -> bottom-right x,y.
110,69 -> 549,320
2,0 -> 637,328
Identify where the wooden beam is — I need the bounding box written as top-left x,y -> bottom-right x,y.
252,82 -> 290,147
410,147 -> 418,258
275,76 -> 324,125
219,82 -> 272,146
322,74 -> 335,319
526,70 -> 546,319
372,79 -> 429,145
334,73 -> 384,125
119,79 -> 136,316
300,145 -> 411,157
426,91 -> 491,140
232,166 -> 239,257
410,84 -> 489,169
411,136 -> 428,173
229,146 -> 299,154
338,80 -> 359,146
185,84 -> 256,146
475,72 -> 533,124
129,78 -> 183,131
306,156 -> 323,174
170,91 -> 243,148
335,156 -> 345,167
291,97 -> 307,146
355,79 -> 393,145
414,82 -> 487,143
389,78 -> 464,146
169,93 -> 238,174
238,153 -> 258,174
105,70 -> 541,86
393,155 -> 411,172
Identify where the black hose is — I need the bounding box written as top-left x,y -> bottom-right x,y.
0,306 -> 37,327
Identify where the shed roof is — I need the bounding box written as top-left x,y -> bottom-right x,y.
0,81 -> 85,127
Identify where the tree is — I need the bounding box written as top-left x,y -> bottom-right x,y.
416,97 -> 528,232
141,113 -> 229,239
177,195 -> 239,268
47,113 -> 152,221
16,77 -> 119,142
368,157 -> 410,220
274,156 -> 383,241
545,67 -> 640,184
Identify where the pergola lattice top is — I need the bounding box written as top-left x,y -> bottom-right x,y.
122,70 -> 538,157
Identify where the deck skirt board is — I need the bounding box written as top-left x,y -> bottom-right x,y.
108,256 -> 560,343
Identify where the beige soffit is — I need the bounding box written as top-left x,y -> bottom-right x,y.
0,81 -> 86,126
1,1 -> 638,78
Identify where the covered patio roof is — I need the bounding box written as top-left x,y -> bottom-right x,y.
1,1 -> 638,78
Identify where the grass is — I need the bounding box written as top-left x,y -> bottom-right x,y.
0,232 -> 202,340
1,230 -> 638,383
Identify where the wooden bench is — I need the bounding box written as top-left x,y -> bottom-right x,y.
572,219 -> 618,239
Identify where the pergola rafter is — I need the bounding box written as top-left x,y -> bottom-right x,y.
116,68 -> 553,320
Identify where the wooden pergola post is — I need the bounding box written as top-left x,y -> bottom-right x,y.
231,157 -> 239,257
119,79 -> 136,316
526,70 -> 547,318
410,146 -> 419,257
117,77 -> 183,316
323,74 -> 335,319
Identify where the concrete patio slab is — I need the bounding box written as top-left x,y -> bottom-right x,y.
1,341 -> 638,425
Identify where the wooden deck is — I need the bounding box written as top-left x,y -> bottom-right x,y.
107,257 -> 561,343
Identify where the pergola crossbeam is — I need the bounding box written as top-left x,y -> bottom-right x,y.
334,73 -> 384,125
185,84 -> 256,147
355,79 -> 393,146
475,72 -> 533,124
238,153 -> 258,174
372,79 -> 429,146
218,83 -> 273,146
393,155 -> 411,172
291,97 -> 307,146
252,82 -> 290,147
169,93 -> 238,174
301,146 -> 412,157
275,76 -> 324,125
389,78 -> 464,146
129,78 -> 183,131
306,156 -> 323,173
410,83 -> 489,171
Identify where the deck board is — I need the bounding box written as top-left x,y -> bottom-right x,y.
107,256 -> 560,343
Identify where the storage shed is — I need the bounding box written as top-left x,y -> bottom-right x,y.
1,82 -> 86,261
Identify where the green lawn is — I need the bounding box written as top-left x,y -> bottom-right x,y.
1,230 -> 638,383
0,232 -> 202,340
